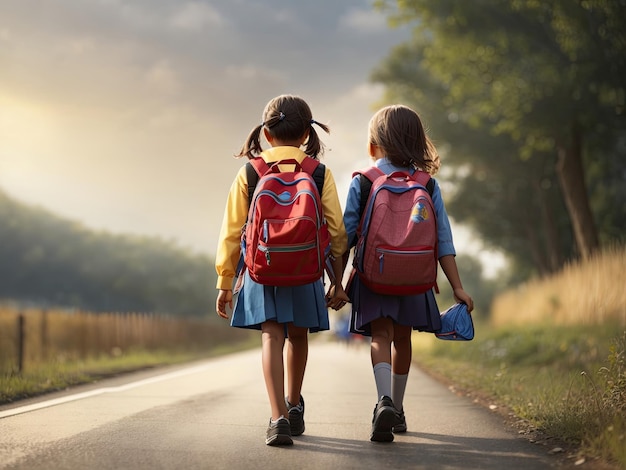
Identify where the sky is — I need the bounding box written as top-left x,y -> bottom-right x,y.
0,0 -> 505,275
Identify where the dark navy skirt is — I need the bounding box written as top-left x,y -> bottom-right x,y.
347,272 -> 442,337
231,270 -> 330,334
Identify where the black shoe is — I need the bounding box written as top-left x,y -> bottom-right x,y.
286,395 -> 305,436
265,417 -> 293,446
392,408 -> 407,433
370,396 -> 395,442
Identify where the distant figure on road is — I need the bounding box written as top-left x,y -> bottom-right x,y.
215,94 -> 348,446
333,312 -> 353,346
341,104 -> 474,443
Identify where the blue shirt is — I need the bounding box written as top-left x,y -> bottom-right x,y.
343,157 -> 456,258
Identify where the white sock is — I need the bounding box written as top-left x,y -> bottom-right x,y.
392,373 -> 408,411
373,362 -> 392,399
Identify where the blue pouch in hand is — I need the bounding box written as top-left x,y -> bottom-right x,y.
435,303 -> 474,341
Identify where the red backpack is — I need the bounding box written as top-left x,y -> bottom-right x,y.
353,166 -> 438,295
241,157 -> 330,286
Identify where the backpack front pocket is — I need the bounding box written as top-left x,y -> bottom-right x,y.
251,217 -> 323,285
367,245 -> 437,293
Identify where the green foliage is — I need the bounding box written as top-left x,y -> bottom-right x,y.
596,332 -> 626,417
378,0 -> 625,138
373,0 -> 626,278
436,254 -> 502,316
416,324 -> 626,466
0,189 -> 217,316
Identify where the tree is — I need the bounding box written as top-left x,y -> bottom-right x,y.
371,42 -> 576,275
375,0 -> 626,261
0,188 -> 217,316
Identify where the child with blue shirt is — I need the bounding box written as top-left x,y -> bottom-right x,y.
342,104 -> 474,442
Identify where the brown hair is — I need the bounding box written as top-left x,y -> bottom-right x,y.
237,94 -> 330,159
368,105 -> 440,175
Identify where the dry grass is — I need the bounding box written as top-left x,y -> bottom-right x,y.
414,244 -> 626,468
491,245 -> 626,327
0,306 -> 255,402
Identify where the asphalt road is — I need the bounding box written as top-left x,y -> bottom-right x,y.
0,340 -> 563,469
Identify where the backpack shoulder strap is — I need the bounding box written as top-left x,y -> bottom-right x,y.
245,163 -> 256,205
412,170 -> 435,197
249,157 -> 271,176
300,156 -> 326,197
353,165 -> 386,183
353,166 -> 386,220
427,178 -> 434,195
313,164 -> 325,197
245,157 -> 271,204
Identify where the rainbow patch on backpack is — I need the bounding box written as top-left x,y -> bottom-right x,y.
411,202 -> 429,223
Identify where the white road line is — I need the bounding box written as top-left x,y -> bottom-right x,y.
0,362 -> 215,419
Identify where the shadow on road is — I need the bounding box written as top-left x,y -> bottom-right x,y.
278,431 -> 553,469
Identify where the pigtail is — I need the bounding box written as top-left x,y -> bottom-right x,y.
304,120 -> 330,158
237,124 -> 264,159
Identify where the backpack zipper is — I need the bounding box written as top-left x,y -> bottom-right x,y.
377,248 -> 433,255
259,241 -> 318,266
377,248 -> 434,273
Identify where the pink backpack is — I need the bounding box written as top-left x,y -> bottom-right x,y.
353,166 -> 438,295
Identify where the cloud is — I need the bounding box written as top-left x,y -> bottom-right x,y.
66,37 -> 96,55
339,7 -> 389,33
145,59 -> 181,95
273,9 -> 299,25
0,0 -> 413,256
224,64 -> 283,82
170,2 -> 223,31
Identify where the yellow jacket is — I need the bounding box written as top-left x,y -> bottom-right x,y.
215,146 -> 348,290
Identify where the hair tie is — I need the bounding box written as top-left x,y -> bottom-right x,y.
310,119 -> 317,125
279,112 -> 285,121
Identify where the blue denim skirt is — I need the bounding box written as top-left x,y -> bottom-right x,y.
231,270 -> 330,334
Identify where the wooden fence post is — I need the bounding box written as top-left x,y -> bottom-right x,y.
41,309 -> 48,360
17,313 -> 25,374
